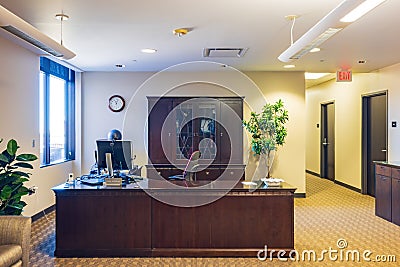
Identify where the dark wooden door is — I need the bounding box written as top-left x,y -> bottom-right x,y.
219,98 -> 243,164
320,102 -> 335,180
148,97 -> 173,164
362,93 -> 387,196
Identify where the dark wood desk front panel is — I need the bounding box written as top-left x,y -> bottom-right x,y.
53,180 -> 295,257
152,193 -> 293,250
55,191 -> 152,257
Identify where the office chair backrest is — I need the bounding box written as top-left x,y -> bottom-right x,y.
183,151 -> 201,177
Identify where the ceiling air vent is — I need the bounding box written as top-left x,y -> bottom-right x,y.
203,48 -> 248,58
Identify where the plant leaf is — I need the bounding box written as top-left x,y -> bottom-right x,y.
0,154 -> 8,163
7,139 -> 18,156
1,185 -> 12,200
10,171 -> 30,178
12,162 -> 33,169
16,154 -> 38,161
7,203 -> 25,210
12,177 -> 29,184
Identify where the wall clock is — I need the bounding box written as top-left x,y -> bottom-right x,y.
108,95 -> 125,112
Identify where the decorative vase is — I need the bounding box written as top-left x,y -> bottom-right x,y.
251,154 -> 267,182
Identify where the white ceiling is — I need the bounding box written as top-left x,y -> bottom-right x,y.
0,0 -> 399,74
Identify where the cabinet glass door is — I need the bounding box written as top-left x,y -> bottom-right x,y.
176,103 -> 193,159
197,103 -> 217,161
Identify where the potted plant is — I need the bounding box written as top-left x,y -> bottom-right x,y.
0,139 -> 37,215
243,99 -> 289,179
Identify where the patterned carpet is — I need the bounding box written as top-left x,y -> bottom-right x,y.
29,174 -> 400,266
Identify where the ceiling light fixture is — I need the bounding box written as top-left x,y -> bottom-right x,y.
173,28 -> 189,37
278,0 -> 387,63
141,48 -> 157,53
340,0 -> 386,22
55,13 -> 69,46
0,5 -> 75,59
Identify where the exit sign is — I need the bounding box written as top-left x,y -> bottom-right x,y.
336,70 -> 352,82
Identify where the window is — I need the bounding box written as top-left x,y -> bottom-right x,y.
39,57 -> 75,166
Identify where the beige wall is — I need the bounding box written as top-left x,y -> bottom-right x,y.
306,63 -> 400,189
0,35 -> 78,216
81,70 -> 306,193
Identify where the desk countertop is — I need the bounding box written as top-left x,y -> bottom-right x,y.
374,161 -> 400,168
52,178 -> 296,193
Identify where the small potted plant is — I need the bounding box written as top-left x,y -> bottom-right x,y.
243,99 -> 289,180
0,139 -> 37,215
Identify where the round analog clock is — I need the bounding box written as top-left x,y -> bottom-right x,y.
108,95 -> 125,112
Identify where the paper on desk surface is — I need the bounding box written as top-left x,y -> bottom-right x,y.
261,178 -> 284,183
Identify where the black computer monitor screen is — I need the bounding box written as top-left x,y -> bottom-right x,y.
96,140 -> 132,171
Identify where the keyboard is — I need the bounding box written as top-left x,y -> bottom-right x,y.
79,174 -> 142,186
80,174 -> 107,186
80,177 -> 105,186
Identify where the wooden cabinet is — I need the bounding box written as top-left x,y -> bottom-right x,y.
375,162 -> 400,226
147,97 -> 244,180
375,174 -> 392,221
392,175 -> 400,225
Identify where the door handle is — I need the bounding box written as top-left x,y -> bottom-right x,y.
322,138 -> 329,145
381,149 -> 387,152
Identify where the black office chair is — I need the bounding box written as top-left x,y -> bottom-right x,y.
168,151 -> 201,181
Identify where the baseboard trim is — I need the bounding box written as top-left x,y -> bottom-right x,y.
306,169 -> 320,177
31,204 -> 55,222
334,180 -> 362,193
294,193 -> 306,198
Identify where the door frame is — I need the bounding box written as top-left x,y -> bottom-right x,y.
320,100 -> 335,180
361,90 -> 388,194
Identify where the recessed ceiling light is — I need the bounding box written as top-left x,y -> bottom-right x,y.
141,48 -> 157,54
284,64 -> 296,69
310,47 -> 321,53
305,72 -> 330,80
115,64 -> 125,68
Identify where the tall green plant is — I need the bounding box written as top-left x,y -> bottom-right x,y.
0,139 -> 37,215
243,99 -> 289,177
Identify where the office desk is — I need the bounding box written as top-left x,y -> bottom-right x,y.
52,179 -> 296,257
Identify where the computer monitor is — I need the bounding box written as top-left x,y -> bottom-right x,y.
96,140 -> 132,171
